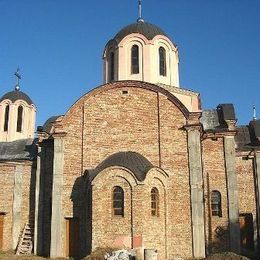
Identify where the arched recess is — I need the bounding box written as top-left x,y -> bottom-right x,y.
17,105 -> 23,132
131,44 -> 139,74
4,104 -> 10,132
61,80 -> 194,127
159,47 -> 167,76
109,52 -> 115,81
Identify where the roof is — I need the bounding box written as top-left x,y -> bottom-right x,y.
0,138 -> 37,161
42,115 -> 61,133
200,104 -> 236,131
114,20 -> 169,43
235,126 -> 252,149
0,90 -> 33,105
200,110 -> 220,131
87,151 -> 154,182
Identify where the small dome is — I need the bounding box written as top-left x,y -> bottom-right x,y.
0,90 -> 33,105
114,20 -> 169,43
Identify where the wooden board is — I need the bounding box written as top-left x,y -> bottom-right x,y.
65,218 -> 80,257
239,213 -> 254,251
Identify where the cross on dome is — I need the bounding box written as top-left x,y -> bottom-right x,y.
14,68 -> 21,91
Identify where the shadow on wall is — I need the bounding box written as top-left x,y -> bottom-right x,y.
36,140 -> 54,257
207,217 -> 257,258
29,160 -> 37,251
207,223 -> 229,254
70,175 -> 92,258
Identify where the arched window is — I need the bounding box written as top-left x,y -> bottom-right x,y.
109,52 -> 115,81
131,45 -> 139,74
159,47 -> 167,76
211,190 -> 222,217
151,187 -> 159,216
17,106 -> 23,132
113,186 -> 124,216
4,105 -> 9,132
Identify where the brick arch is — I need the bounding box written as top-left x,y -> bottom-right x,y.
62,80 -> 191,123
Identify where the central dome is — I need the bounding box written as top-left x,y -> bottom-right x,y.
103,19 -> 179,88
114,20 -> 169,42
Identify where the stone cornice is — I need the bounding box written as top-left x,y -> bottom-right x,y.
202,130 -> 237,140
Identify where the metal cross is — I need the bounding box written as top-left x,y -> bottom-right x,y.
14,68 -> 21,90
138,0 -> 144,22
253,105 -> 257,120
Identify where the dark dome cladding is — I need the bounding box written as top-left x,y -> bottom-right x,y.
0,90 -> 33,105
88,151 -> 154,182
114,21 -> 169,42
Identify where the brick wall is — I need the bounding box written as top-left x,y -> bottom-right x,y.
60,82 -> 192,258
202,138 -> 230,253
0,162 -> 35,250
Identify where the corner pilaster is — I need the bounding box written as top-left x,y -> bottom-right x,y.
50,135 -> 64,257
254,152 -> 260,247
186,124 -> 206,258
224,136 -> 240,253
12,164 -> 23,249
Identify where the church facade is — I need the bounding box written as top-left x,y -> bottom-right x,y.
0,16 -> 260,260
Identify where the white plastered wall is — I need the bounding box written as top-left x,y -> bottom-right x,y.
0,99 -> 36,142
103,33 -> 180,88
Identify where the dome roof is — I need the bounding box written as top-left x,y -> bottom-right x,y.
114,20 -> 169,42
0,90 -> 33,105
88,151 -> 154,181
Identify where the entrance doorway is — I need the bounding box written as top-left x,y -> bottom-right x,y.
239,213 -> 254,251
0,214 -> 4,250
65,217 -> 80,257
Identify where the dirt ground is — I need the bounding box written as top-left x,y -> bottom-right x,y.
0,250 -> 253,260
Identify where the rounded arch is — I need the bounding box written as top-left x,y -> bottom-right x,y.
159,46 -> 167,76
16,105 -> 23,132
151,187 -> 159,216
131,44 -> 140,74
91,166 -> 139,187
3,104 -> 10,132
61,80 -> 192,126
112,186 -> 124,216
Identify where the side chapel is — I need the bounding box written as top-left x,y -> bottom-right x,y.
0,8 -> 260,260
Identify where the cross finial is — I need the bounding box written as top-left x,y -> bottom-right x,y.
14,68 -> 21,91
253,105 -> 257,121
137,0 -> 144,22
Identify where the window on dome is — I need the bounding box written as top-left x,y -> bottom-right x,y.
113,186 -> 124,216
211,190 -> 222,217
131,45 -> 139,74
17,106 -> 23,132
159,47 -> 167,76
109,52 -> 115,81
4,105 -> 9,132
151,187 -> 159,216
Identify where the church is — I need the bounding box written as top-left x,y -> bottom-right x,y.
0,5 -> 260,260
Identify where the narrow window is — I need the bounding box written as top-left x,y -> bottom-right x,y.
131,45 -> 139,74
4,105 -> 9,132
17,106 -> 23,132
151,187 -> 159,216
159,47 -> 167,76
211,190 -> 222,217
113,186 -> 124,216
110,52 -> 115,81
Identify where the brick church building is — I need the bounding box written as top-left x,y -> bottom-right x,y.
0,12 -> 260,260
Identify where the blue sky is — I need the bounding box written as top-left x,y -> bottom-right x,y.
1,0 -> 260,126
